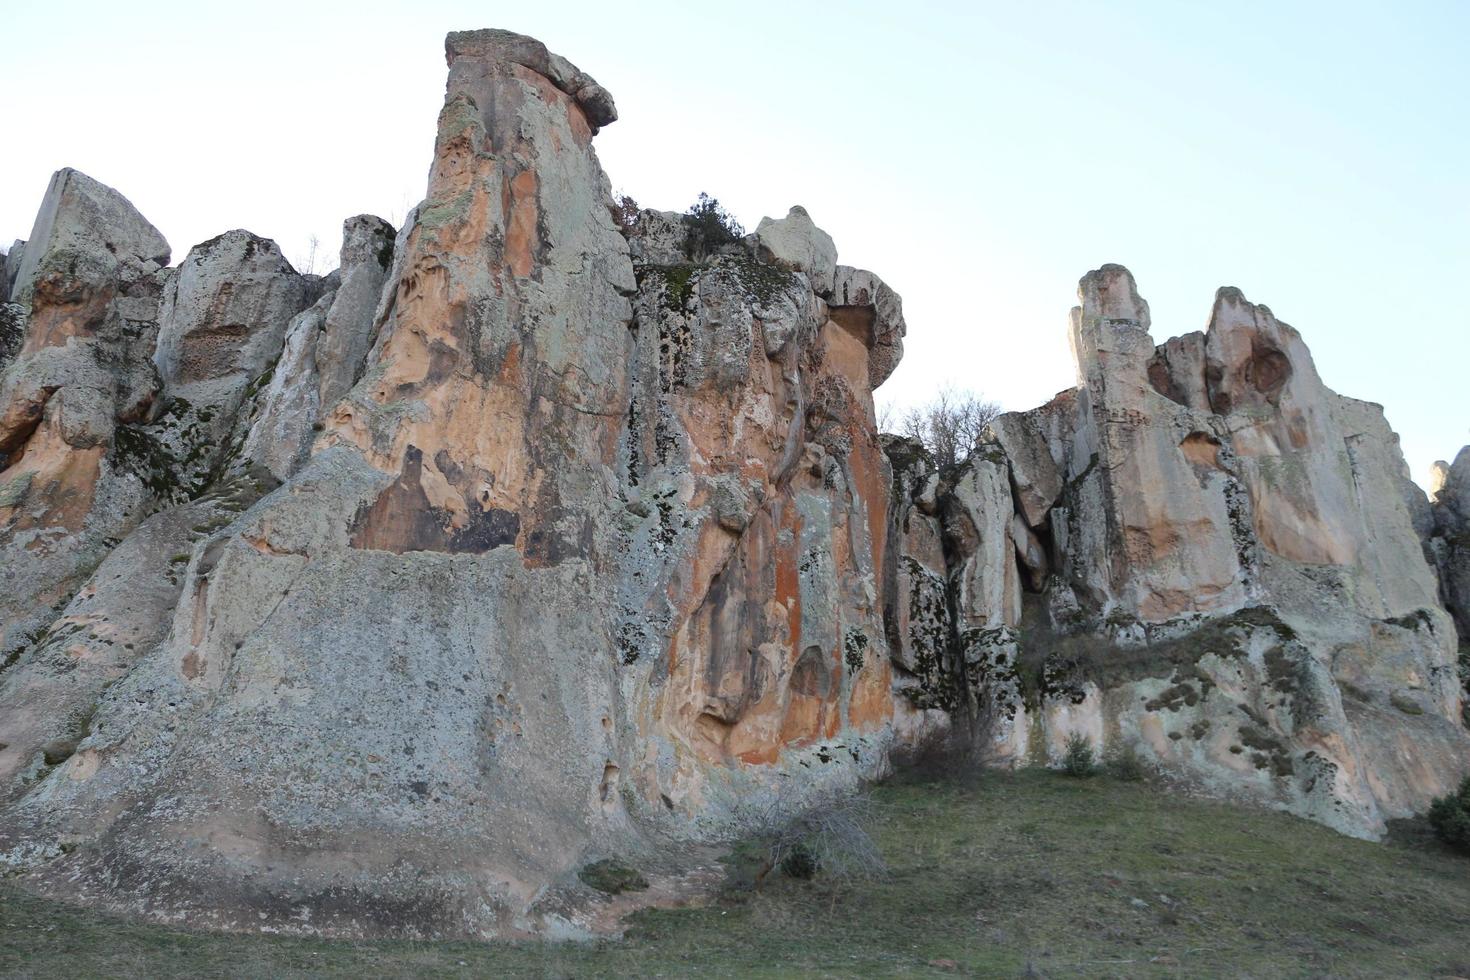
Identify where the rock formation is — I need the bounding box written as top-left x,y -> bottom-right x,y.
886,265 -> 1468,837
1430,449 -> 1470,657
0,27 -> 1463,940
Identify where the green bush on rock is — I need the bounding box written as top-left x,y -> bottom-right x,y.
1427,776 -> 1470,853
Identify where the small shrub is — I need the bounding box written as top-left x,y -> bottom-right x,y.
578,858 -> 649,894
1427,776 -> 1470,853
609,193 -> 639,235
682,193 -> 744,260
1105,744 -> 1151,782
779,844 -> 819,880
1060,732 -> 1096,778
888,696 -> 1005,787
889,729 -> 990,786
733,786 -> 885,887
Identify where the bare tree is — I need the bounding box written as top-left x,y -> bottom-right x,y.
897,386 -> 1002,470
875,399 -> 897,433
292,232 -> 321,274
608,191 -> 640,235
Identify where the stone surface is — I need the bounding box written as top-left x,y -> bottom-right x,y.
829,265 -> 906,389
315,215 -> 396,410
444,28 -> 617,130
4,240 -> 24,300
0,170 -> 170,667
1431,446 -> 1470,639
755,206 -> 837,297
0,303 -> 22,374
0,27 -> 1464,942
241,215 -> 397,482
626,209 -> 688,267
0,492 -> 243,801
0,27 -> 901,941
240,289 -> 335,481
10,169 -> 169,306
883,264 -> 1469,839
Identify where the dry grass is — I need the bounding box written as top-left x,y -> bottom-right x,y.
3,771 -> 1469,977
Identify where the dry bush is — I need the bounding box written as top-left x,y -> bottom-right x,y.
734,784 -> 886,886
897,387 -> 1002,470
609,192 -> 640,235
889,686 -> 1007,786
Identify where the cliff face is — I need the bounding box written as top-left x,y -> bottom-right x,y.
0,29 -> 905,938
887,265 -> 1469,838
0,27 -> 1464,940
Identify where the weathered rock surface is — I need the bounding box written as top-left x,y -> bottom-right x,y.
10,169 -> 169,306
0,303 -> 23,373
149,229 -> 309,488
0,27 -> 911,940
1431,447 -> 1470,646
3,240 -> 25,301
0,170 -> 171,665
242,215 -> 397,481
0,27 -> 1463,941
621,217 -> 896,786
755,206 -> 837,296
884,265 -> 1468,838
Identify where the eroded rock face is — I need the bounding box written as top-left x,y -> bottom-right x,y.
3,240 -> 25,301
620,223 -> 896,790
0,27 -> 1462,940
1431,447 -> 1470,647
0,28 -> 911,940
883,265 -> 1468,838
755,206 -> 837,296
242,215 -> 397,481
0,170 -> 171,666
9,169 -> 169,307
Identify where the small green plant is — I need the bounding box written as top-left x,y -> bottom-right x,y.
1427,776 -> 1470,853
682,192 -> 744,260
578,858 -> 649,895
1060,732 -> 1096,778
1105,744 -> 1151,782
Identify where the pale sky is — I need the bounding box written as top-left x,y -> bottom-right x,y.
3,1 -> 1465,487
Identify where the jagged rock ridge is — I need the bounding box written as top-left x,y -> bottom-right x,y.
886,264 -> 1469,837
0,28 -> 1463,940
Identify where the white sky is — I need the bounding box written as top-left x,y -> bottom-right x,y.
3,1 -> 1465,487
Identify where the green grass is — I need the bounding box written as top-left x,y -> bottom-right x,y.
2,770 -> 1468,978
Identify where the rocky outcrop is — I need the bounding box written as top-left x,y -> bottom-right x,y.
8,169 -> 169,307
0,170 -> 172,666
621,206 -> 896,785
755,206 -> 837,296
148,229 -> 309,490
1430,448 -> 1470,651
242,215 -> 397,481
0,26 -> 1463,941
0,28 -> 909,940
884,264 -> 1468,838
3,240 -> 25,302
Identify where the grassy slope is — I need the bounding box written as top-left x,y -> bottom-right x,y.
2,771 -> 1468,978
